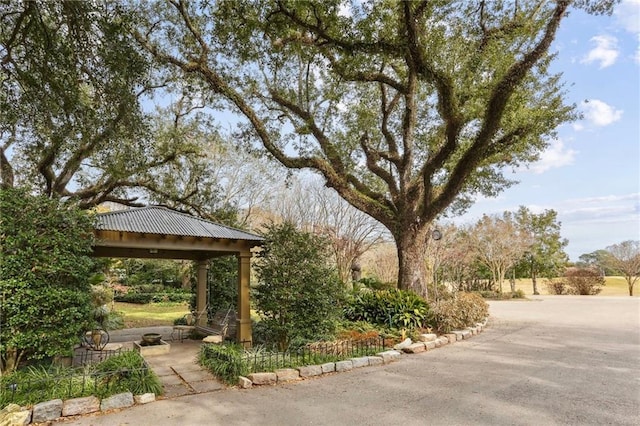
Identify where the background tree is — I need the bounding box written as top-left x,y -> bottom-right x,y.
0,188 -> 95,374
360,242 -> 399,286
514,206 -> 569,295
133,0 -> 611,296
253,222 -> 345,350
467,213 -> 532,294
260,177 -> 386,287
605,240 -> 640,296
576,249 -> 617,276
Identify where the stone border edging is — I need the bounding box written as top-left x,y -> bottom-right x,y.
0,392 -> 156,424
237,318 -> 488,389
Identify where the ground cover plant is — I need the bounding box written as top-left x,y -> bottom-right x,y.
0,351 -> 162,407
343,288 -> 431,330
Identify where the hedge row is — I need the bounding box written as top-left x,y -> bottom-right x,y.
114,292 -> 191,304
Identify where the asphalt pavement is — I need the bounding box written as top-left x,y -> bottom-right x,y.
55,296 -> 640,426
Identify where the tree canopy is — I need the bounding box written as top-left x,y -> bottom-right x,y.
0,1 -> 234,221
133,0 -> 612,296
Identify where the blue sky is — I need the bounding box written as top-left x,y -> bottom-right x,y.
453,0 -> 640,261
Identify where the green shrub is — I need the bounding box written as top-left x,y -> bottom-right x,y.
199,344 -> 248,385
356,277 -> 396,291
344,289 -> 431,330
93,351 -> 163,397
114,292 -> 191,304
1,188 -> 95,374
431,292 -> 489,333
253,222 -> 346,351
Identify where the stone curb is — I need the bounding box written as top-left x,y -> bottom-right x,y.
1,392 -> 156,425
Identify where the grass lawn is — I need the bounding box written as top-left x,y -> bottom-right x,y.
513,276 -> 636,297
113,302 -> 190,328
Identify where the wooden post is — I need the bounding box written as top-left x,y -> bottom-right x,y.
196,259 -> 208,326
237,252 -> 252,346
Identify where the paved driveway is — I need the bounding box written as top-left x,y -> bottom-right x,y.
56,296 -> 639,426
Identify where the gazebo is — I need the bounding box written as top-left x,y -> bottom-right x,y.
91,206 -> 263,345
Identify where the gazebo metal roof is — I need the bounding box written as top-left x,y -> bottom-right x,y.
95,206 -> 263,242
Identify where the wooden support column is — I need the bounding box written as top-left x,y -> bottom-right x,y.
237,252 -> 252,346
196,259 -> 208,326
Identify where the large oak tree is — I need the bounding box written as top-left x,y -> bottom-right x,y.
135,0 -> 612,296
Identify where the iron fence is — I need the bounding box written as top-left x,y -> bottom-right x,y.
72,346 -> 127,367
0,347 -> 152,407
241,336 -> 387,373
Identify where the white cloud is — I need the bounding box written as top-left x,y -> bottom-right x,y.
581,35 -> 619,68
615,0 -> 640,34
580,99 -> 623,126
528,139 -> 577,174
613,1 -> 640,63
560,193 -> 639,219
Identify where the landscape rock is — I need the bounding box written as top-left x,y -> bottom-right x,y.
1,403 -> 31,426
275,368 -> 300,382
350,357 -> 370,368
321,363 -> 336,373
134,393 -> 156,404
424,341 -> 437,350
403,342 -> 426,354
444,333 -> 457,343
238,376 -> 252,389
100,392 -> 134,411
32,399 -> 63,423
298,365 -> 323,378
376,350 -> 402,363
419,333 -> 438,342
335,360 -> 353,372
248,372 -> 277,385
367,356 -> 384,366
202,335 -> 223,344
393,338 -> 413,351
452,331 -> 464,341
62,396 -> 100,417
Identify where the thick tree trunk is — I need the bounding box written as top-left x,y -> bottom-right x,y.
396,227 -> 429,299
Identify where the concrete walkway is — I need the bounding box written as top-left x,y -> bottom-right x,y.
107,326 -> 224,398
